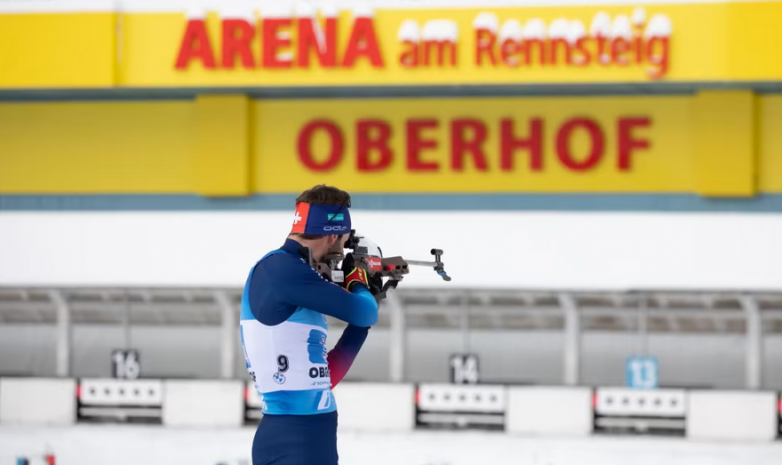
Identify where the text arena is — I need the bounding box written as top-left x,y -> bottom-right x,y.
175,7 -> 672,79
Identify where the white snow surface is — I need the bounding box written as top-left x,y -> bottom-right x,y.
498,19 -> 523,43
218,6 -> 255,20
548,18 -> 571,40
2,425 -> 782,465
566,20 -> 586,43
522,18 -> 547,40
398,19 -> 420,42
632,6 -> 647,26
0,0 -> 777,14
473,12 -> 499,33
611,14 -> 633,40
257,5 -> 292,19
590,11 -> 612,37
421,19 -> 459,42
352,4 -> 374,18
645,13 -> 673,38
293,2 -> 316,18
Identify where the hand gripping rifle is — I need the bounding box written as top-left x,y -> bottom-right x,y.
299,229 -> 451,301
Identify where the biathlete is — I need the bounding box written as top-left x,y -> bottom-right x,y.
239,184 -> 381,465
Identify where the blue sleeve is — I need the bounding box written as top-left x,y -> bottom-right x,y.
328,324 -> 370,387
249,253 -> 379,327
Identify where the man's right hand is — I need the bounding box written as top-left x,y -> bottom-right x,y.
367,273 -> 384,297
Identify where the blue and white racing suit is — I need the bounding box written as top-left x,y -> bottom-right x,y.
240,238 -> 379,465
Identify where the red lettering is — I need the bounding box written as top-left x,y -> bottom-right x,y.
221,19 -> 255,69
297,121 -> 343,171
297,17 -> 337,68
475,29 -> 497,66
501,39 -> 522,67
263,18 -> 292,68
342,17 -> 384,68
500,118 -> 543,171
522,39 -> 547,65
399,41 -> 419,68
357,120 -> 393,172
572,37 -> 591,66
611,37 -> 632,66
646,37 -> 670,79
617,117 -> 651,171
549,38 -> 572,65
556,118 -> 604,171
634,34 -> 644,63
423,41 -> 456,67
596,37 -> 609,65
406,120 -> 439,172
451,119 -> 488,171
175,20 -> 216,69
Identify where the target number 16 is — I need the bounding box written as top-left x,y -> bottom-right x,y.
112,349 -> 141,379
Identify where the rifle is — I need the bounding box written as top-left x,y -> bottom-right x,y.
299,229 -> 451,301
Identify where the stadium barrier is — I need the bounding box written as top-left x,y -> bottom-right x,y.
0,378 -> 76,426
593,387 -> 687,435
162,380 -> 244,428
416,384 -> 507,429
686,390 -> 778,442
78,378 -> 163,423
506,387 -> 593,437
1,378 -> 781,442
244,381 -> 264,422
333,383 -> 416,431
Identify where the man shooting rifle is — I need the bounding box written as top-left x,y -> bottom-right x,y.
240,185 -> 381,465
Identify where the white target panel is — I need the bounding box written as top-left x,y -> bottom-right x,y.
595,388 -> 686,418
417,384 -> 506,413
79,378 -> 163,407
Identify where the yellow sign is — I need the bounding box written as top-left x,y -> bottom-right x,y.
2,93 -> 782,196
0,13 -> 115,88
169,8 -> 670,80
2,2 -> 782,88
255,96 -> 692,193
119,2 -> 782,86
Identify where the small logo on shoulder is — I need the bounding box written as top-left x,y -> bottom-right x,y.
272,372 -> 286,384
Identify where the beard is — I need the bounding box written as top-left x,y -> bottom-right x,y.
321,235 -> 346,262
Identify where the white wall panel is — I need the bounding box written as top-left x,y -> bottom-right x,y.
2,212 -> 782,290
687,391 -> 778,442
333,382 -> 415,431
0,378 -> 76,426
506,387 -> 593,436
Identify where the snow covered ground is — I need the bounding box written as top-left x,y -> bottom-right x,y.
2,425 -> 781,465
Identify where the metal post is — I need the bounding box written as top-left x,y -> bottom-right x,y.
740,296 -> 762,390
559,294 -> 580,386
387,292 -> 406,383
123,291 -> 132,350
639,295 -> 648,355
49,290 -> 71,377
215,291 -> 236,379
461,292 -> 470,354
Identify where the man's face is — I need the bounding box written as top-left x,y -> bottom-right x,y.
326,233 -> 348,255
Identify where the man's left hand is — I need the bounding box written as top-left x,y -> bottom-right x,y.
343,267 -> 369,292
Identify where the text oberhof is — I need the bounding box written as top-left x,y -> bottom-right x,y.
295,117 -> 651,174
176,6 -> 672,79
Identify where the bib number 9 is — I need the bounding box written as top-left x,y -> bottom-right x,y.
277,355 -> 289,373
